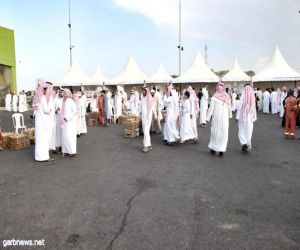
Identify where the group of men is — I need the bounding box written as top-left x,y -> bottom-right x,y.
5,91 -> 28,113
3,81 -> 298,159
259,86 -> 300,139
139,82 -> 257,155
260,87 -> 287,116
33,81 -> 87,162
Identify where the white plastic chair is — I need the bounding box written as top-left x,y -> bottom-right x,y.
12,113 -> 27,134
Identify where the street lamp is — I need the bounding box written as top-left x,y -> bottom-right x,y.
178,0 -> 183,76
68,0 -> 74,67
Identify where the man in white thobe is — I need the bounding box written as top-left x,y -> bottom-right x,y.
140,86 -> 154,153
187,86 -> 199,142
35,84 -> 53,162
163,85 -> 180,144
5,91 -> 12,112
61,89 -> 77,157
180,91 -> 194,143
114,91 -> 123,121
54,91 -> 63,152
231,89 -> 237,112
104,90 -> 113,124
279,87 -> 287,118
151,89 -> 163,133
78,92 -> 87,134
256,88 -> 263,111
46,82 -> 56,151
12,93 -> 18,112
200,87 -> 209,127
18,91 -> 28,112
270,88 -> 278,114
262,89 -> 271,114
207,82 -> 232,157
236,84 -> 257,152
90,93 -> 98,112
130,89 -> 139,116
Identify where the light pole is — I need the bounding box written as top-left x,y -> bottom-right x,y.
68,0 -> 74,67
178,0 -> 184,76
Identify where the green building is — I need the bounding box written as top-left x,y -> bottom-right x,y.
0,26 -> 17,105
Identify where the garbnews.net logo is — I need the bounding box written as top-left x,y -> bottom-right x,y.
3,239 -> 45,247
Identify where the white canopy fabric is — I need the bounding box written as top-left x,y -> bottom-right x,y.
110,56 -> 148,85
222,59 -> 251,82
149,64 -> 173,83
90,68 -> 108,85
56,61 -> 90,87
174,51 -> 219,83
252,46 -> 300,82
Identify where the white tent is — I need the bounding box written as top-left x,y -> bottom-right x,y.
252,46 -> 300,82
222,59 -> 251,82
110,56 -> 148,85
174,51 -> 219,83
90,68 -> 108,85
149,64 -> 173,83
56,61 -> 90,87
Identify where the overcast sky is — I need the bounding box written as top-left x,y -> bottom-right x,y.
1,0 -> 300,90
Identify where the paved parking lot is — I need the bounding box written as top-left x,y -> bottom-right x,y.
0,111 -> 299,249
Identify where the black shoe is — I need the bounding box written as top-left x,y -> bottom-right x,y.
219,152 -> 224,157
69,154 -> 76,157
242,144 -> 249,152
210,149 -> 216,155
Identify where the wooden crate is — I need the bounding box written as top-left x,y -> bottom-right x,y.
118,115 -> 127,125
124,128 -> 140,138
24,128 -> 35,138
8,134 -> 30,150
123,120 -> 140,130
87,119 -> 98,126
90,112 -> 99,120
1,132 -> 14,148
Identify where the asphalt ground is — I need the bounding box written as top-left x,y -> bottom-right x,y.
0,111 -> 299,250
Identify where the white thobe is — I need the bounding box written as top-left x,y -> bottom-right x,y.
12,95 -> 18,112
130,94 -> 138,116
207,97 -> 232,152
35,95 -> 51,161
270,91 -> 278,114
62,98 -> 77,155
154,92 -> 162,130
262,91 -> 270,113
180,99 -> 194,142
163,92 -> 180,143
140,95 -> 153,148
5,94 -> 11,111
189,94 -> 198,139
257,91 -> 263,111
79,97 -> 87,134
90,98 -> 98,112
200,89 -> 208,125
279,92 -> 287,118
114,93 -> 122,118
18,94 -> 28,112
231,92 -> 237,111
54,96 -> 63,148
48,96 -> 56,150
236,97 -> 257,148
105,92 -> 113,120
